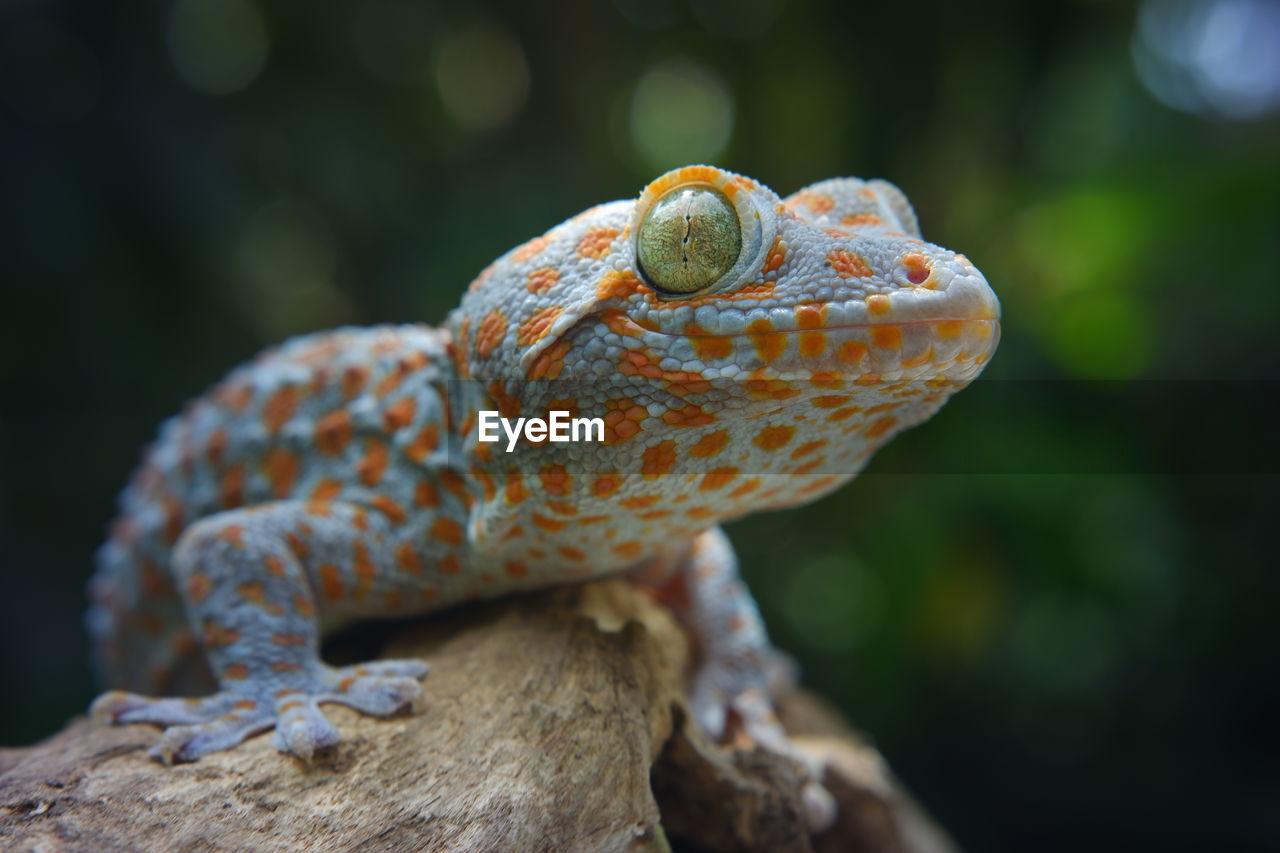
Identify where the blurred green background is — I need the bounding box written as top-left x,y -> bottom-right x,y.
1,0 -> 1277,850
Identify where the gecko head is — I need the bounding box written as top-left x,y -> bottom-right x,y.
455,166 -> 999,539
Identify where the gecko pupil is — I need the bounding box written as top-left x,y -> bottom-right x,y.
637,186 -> 741,294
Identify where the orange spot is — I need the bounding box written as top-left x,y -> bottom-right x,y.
539,464 -> 571,496
872,326 -> 902,350
218,524 -> 244,547
262,386 -> 301,433
405,424 -> 440,463
526,338 -> 572,380
828,249 -> 873,278
865,416 -> 899,439
430,517 -> 464,546
475,310 -> 508,359
795,305 -> 824,330
593,474 -> 621,497
504,560 -> 529,578
558,545 -> 586,561
397,542 -> 423,574
748,317 -> 786,363
310,479 -> 344,502
216,384 -> 253,414
577,226 -> 619,259
689,328 -> 734,361
162,497 -> 184,544
753,425 -> 795,452
320,564 -> 344,601
841,213 -> 883,227
526,266 -> 559,294
203,621 -> 239,648
342,365 -> 369,398
369,494 -> 407,524
837,340 -> 869,365
828,406 -> 862,422
532,513 -> 566,532
700,467 -> 738,490
866,294 -> 891,316
619,494 -> 661,510
439,553 -> 462,574
264,556 -> 286,578
811,194 -> 835,213
505,470 -> 529,504
513,234 -> 551,262
206,428 -> 228,465
641,440 -> 678,476
518,305 -> 563,347
223,663 -> 249,681
689,430 -> 729,458
602,397 -> 646,444
273,633 -> 306,646
382,397 -> 416,432
545,500 -> 576,516
220,463 -> 245,508
762,237 -> 786,274
185,572 -> 212,603
935,320 -> 965,339
598,307 -> 643,338
727,478 -> 762,498
358,437 -> 389,486
596,269 -> 645,301
791,440 -> 827,459
799,331 -> 827,358
440,470 -> 471,504
662,402 -> 716,427
613,541 -> 643,559
315,410 -> 353,455
811,395 -> 853,409
293,594 -> 316,618
262,447 -> 300,498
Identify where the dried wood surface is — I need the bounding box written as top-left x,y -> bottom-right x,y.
0,580 -> 957,853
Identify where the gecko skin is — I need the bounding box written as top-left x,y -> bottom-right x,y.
88,166 -> 999,812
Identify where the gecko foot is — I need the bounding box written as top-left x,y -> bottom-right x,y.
92,658 -> 430,764
691,680 -> 837,832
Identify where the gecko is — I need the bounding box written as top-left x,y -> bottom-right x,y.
87,165 -> 999,822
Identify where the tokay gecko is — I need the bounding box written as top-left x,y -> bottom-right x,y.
87,165 -> 1000,820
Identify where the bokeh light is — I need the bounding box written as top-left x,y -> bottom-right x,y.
234,201 -> 353,339
1133,0 -> 1280,119
168,0 -> 270,96
433,27 -> 530,133
628,57 -> 734,170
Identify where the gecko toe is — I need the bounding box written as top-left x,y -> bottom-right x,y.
323,659 -> 429,716
271,694 -> 340,762
92,690 -> 232,727
151,710 -> 275,764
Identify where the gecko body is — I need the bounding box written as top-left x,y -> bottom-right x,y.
88,166 -> 999,814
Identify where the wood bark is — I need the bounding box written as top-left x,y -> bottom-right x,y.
0,580 -> 957,853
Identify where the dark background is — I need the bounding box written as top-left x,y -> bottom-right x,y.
2,0 -> 1277,850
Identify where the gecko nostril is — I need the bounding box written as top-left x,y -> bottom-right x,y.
901,253 -> 931,285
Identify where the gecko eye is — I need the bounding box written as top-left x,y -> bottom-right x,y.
637,185 -> 742,294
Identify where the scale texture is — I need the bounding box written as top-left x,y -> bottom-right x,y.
86,166 -> 999,810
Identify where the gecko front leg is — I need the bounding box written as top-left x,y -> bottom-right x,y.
92,501 -> 430,764
635,527 -> 836,829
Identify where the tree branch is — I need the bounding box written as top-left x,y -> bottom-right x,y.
0,580 -> 956,853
